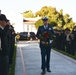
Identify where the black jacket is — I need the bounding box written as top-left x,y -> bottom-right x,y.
36,25 -> 55,48
7,25 -> 15,50
0,25 -> 9,56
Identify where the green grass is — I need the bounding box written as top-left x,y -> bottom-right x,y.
53,48 -> 76,60
9,45 -> 17,75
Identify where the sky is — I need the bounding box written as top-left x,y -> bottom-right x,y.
0,0 -> 76,21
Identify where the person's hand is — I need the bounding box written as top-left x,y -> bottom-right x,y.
42,41 -> 45,44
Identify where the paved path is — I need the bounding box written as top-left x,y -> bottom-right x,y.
15,41 -> 76,75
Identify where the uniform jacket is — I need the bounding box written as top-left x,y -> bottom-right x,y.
36,24 -> 55,47
0,25 -> 9,56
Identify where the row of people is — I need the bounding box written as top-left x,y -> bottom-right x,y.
0,14 -> 15,75
54,27 -> 76,56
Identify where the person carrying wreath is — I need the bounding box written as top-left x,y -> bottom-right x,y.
36,16 -> 55,75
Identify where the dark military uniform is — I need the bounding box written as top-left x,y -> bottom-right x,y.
9,25 -> 15,65
71,30 -> 76,55
6,24 -> 15,65
36,24 -> 55,71
74,31 -> 76,53
0,14 -> 10,75
60,31 -> 66,51
55,31 -> 62,50
0,25 -> 9,75
69,33 -> 75,55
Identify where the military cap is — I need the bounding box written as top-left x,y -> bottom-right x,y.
42,16 -> 48,21
0,14 -> 9,21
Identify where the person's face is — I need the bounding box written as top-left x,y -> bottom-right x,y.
74,27 -> 76,31
6,21 -> 10,25
65,30 -> 70,34
43,20 -> 48,25
1,20 -> 7,27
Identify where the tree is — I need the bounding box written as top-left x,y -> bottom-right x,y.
63,18 -> 75,30
35,6 -> 75,30
35,18 -> 57,29
35,19 -> 43,29
35,6 -> 57,17
22,10 -> 34,18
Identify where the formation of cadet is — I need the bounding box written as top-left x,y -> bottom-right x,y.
0,13 -> 15,75
54,27 -> 76,56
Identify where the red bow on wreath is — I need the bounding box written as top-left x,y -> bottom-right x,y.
44,32 -> 49,39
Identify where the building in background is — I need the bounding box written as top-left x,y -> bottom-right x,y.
23,17 -> 41,34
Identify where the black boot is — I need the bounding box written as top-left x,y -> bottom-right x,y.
41,70 -> 46,75
47,69 -> 51,72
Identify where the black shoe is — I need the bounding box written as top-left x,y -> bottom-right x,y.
47,69 -> 51,72
41,70 -> 46,75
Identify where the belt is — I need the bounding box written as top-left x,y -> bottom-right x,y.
41,41 -> 51,45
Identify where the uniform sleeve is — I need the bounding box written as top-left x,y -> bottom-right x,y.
51,27 -> 56,36
36,26 -> 41,39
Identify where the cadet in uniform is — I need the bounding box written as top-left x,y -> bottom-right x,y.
36,17 -> 55,74
6,20 -> 15,65
0,14 -> 9,75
